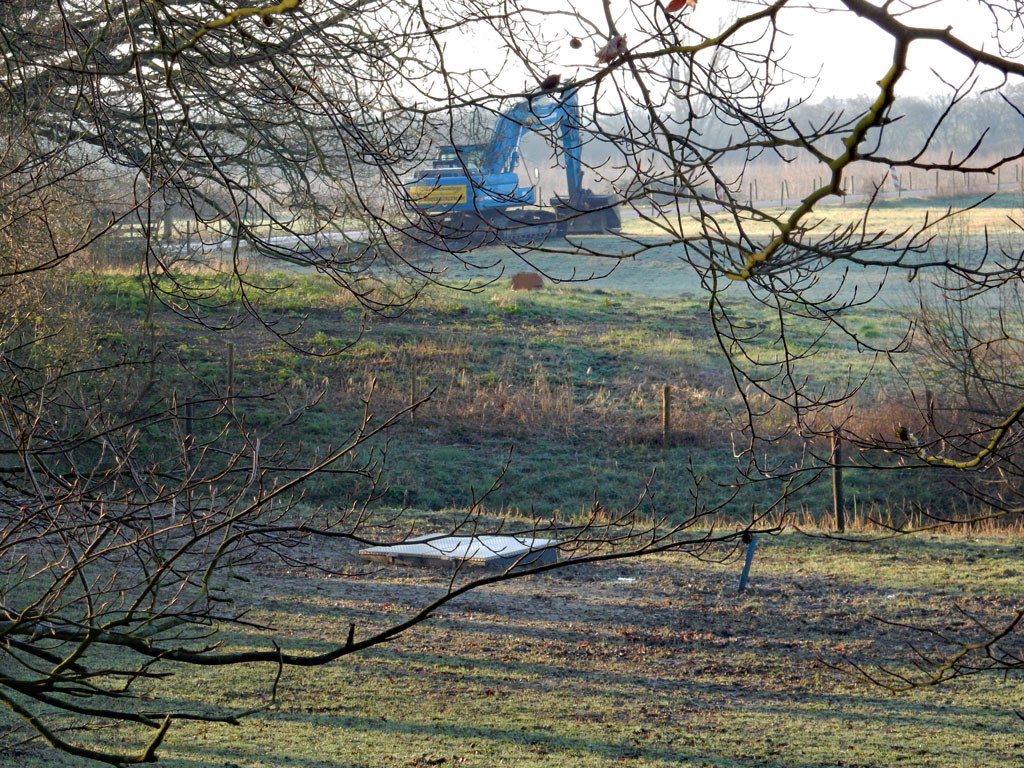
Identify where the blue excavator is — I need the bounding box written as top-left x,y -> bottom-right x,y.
405,88 -> 621,249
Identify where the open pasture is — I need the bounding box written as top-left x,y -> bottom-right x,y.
73,260 -> 954,517
412,191 -> 1022,305
8,192 -> 1021,766
5,532 -> 1023,767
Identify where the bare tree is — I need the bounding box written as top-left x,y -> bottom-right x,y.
4,0 -> 1024,762
0,3 -> 768,764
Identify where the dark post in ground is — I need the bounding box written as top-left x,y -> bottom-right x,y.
226,341 -> 234,402
661,384 -> 671,446
832,428 -> 845,533
738,533 -> 757,592
410,349 -> 418,423
184,398 -> 195,471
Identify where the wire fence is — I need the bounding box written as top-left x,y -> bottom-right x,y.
719,161 -> 1024,208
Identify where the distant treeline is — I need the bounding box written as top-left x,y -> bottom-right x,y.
445,86 -> 1024,200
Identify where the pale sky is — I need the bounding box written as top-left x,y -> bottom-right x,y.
442,0 -> 1022,103
763,0 -> 1019,100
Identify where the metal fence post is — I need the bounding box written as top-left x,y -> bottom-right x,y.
738,534 -> 757,592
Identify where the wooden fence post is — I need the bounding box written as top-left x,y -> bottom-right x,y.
226,342 -> 234,403
410,349 -> 418,423
184,398 -> 195,471
832,428 -> 845,533
661,384 -> 671,446
145,291 -> 156,388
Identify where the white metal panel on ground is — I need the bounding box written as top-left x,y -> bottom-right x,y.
358,534 -> 560,568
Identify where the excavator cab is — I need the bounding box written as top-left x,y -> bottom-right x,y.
430,145 -> 486,170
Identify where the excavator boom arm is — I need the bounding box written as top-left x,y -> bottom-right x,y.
480,89 -> 583,204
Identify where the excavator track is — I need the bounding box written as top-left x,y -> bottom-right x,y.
413,208 -> 558,251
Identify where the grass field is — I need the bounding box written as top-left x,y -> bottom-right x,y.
6,530 -> 1023,767
619,190 -> 1024,241
6,193 -> 1024,766
69,261 -> 958,518
400,190 -> 1023,313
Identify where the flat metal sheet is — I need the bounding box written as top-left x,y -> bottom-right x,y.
359,534 -> 560,568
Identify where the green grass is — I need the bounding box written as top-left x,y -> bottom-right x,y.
8,205 -> 1024,765
65,263 -> 992,519
5,532 -> 1023,767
